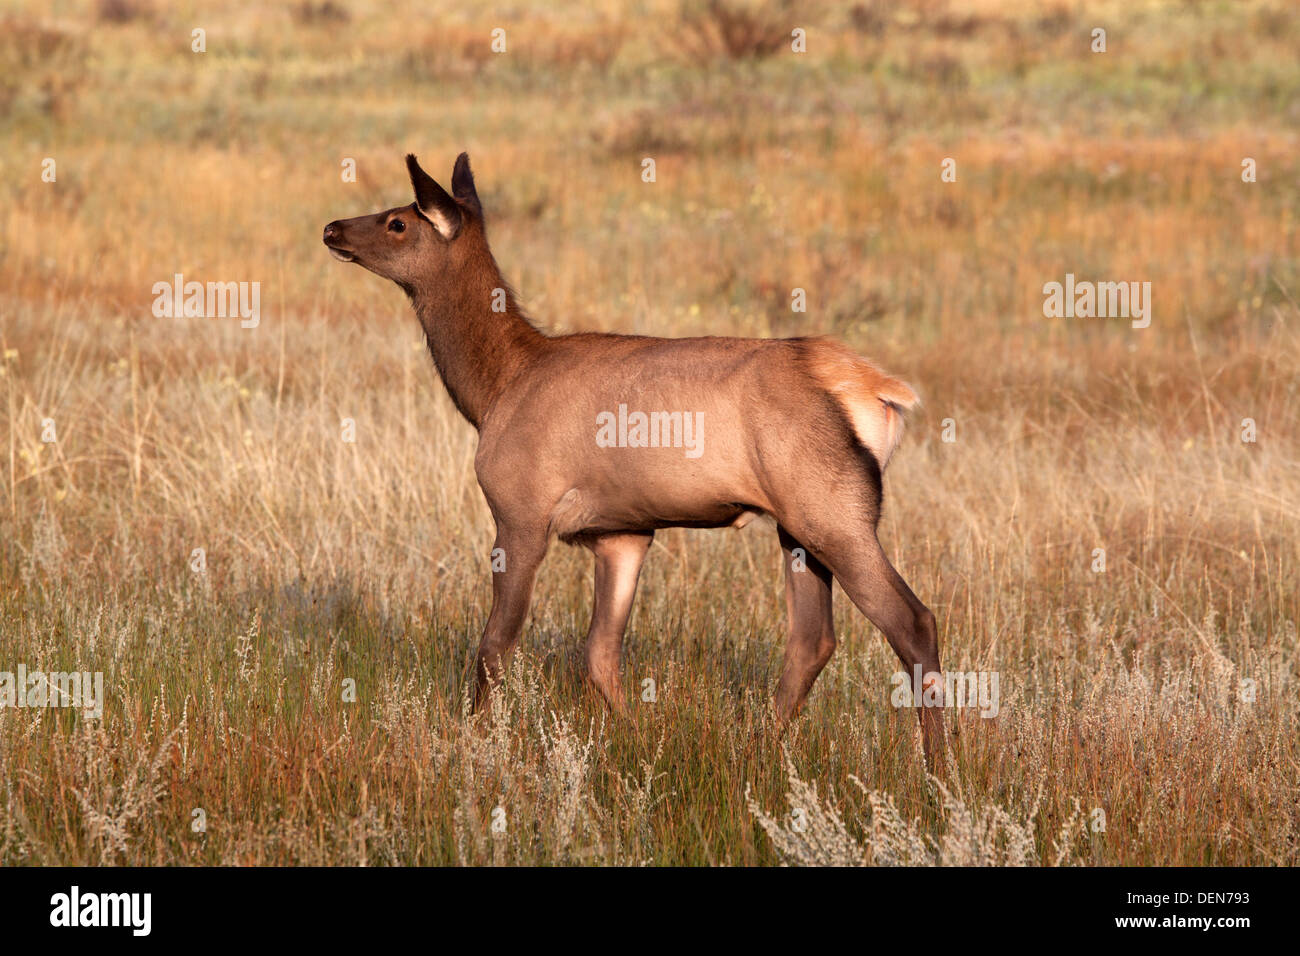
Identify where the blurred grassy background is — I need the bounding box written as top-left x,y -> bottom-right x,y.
0,0 -> 1297,865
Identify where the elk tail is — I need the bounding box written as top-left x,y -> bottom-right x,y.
801,338 -> 919,470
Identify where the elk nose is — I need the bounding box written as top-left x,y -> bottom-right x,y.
322,222 -> 342,244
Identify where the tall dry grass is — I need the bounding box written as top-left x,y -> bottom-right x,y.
0,0 -> 1297,864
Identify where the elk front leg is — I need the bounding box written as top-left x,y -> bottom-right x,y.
580,531 -> 654,715
773,526 -> 837,727
472,525 -> 549,712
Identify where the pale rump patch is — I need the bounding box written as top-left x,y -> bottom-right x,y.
802,339 -> 918,468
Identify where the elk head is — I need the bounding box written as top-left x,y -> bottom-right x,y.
322,153 -> 483,292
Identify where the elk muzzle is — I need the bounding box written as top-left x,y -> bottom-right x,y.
322,221 -> 355,262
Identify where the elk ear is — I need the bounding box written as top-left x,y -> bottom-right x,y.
451,152 -> 480,212
406,154 -> 461,239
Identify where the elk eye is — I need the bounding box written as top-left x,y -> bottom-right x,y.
388,219 -> 406,233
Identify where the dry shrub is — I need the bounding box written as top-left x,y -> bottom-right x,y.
96,0 -> 152,24
293,2 -> 351,26
0,16 -> 88,120
408,20 -> 626,77
660,0 -> 798,64
747,755 -> 1087,866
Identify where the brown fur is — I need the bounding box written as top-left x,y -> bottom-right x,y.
323,154 -> 946,770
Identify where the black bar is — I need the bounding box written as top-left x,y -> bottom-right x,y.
0,866 -> 1281,943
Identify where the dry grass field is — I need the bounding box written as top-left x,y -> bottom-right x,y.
1,0 -> 1297,865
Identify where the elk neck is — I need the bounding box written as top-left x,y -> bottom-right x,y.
405,240 -> 546,430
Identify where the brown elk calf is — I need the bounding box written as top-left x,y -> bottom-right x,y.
323,154 -> 946,767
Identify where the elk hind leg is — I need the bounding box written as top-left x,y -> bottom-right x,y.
831,532 -> 946,770
773,526 -> 837,727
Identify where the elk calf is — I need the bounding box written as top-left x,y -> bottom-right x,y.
323,154 -> 946,768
